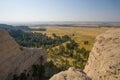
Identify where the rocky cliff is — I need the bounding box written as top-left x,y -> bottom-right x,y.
84,29 -> 120,80
50,29 -> 120,80
0,29 -> 46,80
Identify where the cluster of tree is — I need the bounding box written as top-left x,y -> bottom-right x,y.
9,30 -> 71,48
0,24 -> 91,79
12,56 -> 62,80
84,41 -> 89,45
31,28 -> 47,31
47,40 -> 90,70
12,56 -> 46,80
9,29 -> 90,79
0,24 -> 31,32
13,70 -> 28,80
15,26 -> 31,31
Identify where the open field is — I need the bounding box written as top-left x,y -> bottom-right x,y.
30,26 -> 109,50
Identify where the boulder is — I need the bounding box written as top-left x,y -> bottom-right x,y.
50,67 -> 91,80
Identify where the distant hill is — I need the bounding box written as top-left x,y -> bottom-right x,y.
15,26 -> 31,31
30,22 -> 120,28
0,24 -> 17,31
0,24 -> 31,31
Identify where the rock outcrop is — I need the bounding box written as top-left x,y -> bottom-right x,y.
50,29 -> 120,80
84,29 -> 120,80
50,67 -> 91,80
0,29 -> 46,80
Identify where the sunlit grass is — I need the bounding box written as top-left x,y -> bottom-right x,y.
31,26 -> 108,50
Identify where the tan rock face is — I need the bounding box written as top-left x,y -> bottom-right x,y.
0,29 -> 46,80
50,67 -> 91,80
84,29 -> 120,80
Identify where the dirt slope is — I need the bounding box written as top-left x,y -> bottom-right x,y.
0,29 -> 46,80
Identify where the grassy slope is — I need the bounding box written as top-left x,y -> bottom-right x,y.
30,26 -> 109,69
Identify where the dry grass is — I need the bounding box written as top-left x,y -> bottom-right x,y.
30,26 -> 110,68
31,26 -> 109,50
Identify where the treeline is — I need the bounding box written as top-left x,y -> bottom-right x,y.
31,28 -> 47,31
9,30 -> 71,48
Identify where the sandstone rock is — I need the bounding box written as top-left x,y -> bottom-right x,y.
84,29 -> 120,80
0,29 -> 46,80
50,67 -> 91,80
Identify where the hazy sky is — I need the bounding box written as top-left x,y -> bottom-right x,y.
0,0 -> 120,22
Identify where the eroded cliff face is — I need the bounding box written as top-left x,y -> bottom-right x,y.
0,29 -> 46,80
84,29 -> 120,80
50,29 -> 120,80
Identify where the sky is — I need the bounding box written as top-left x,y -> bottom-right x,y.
0,0 -> 120,22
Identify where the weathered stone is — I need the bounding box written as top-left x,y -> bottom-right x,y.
50,67 -> 91,80
84,29 -> 120,80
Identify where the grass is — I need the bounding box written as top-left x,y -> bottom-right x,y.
30,26 -> 109,69
31,26 -> 108,50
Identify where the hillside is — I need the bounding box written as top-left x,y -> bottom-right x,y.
0,29 -> 46,80
0,27 -> 120,80
50,29 -> 120,80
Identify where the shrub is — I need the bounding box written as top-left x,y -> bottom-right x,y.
84,41 -> 89,45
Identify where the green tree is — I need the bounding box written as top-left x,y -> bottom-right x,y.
84,41 -> 89,45
39,56 -> 44,65
19,72 -> 27,80
13,74 -> 19,80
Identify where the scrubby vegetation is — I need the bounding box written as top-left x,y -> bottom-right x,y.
12,56 -> 46,80
9,29 -> 90,80
10,29 -> 89,70
9,30 -> 71,48
12,56 -> 60,80
47,40 -> 90,70
31,28 -> 47,31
